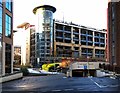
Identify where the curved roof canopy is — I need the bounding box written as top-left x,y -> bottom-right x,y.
33,5 -> 56,14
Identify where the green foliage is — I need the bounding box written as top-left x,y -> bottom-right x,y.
20,66 -> 29,76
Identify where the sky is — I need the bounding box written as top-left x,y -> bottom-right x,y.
13,0 -> 108,46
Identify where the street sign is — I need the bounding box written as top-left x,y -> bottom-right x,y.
84,65 -> 87,69
78,65 -> 84,69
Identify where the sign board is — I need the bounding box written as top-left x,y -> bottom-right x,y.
71,62 -> 99,70
78,65 -> 84,69
84,65 -> 87,69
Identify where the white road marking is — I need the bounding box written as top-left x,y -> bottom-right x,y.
77,88 -> 84,90
90,78 -> 102,88
52,89 -> 62,92
104,84 -> 119,88
64,88 -> 74,91
63,77 -> 67,78
110,76 -> 116,79
90,78 -> 119,88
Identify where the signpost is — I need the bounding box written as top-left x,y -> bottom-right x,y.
84,65 -> 87,70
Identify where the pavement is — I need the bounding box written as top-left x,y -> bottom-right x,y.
1,74 -> 120,93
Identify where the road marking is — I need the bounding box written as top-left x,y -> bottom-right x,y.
52,89 -> 62,92
90,78 -> 109,88
64,88 -> 74,91
90,78 -> 119,88
109,85 -> 119,87
63,77 -> 67,78
90,78 -> 102,88
77,88 -> 84,90
110,76 -> 116,79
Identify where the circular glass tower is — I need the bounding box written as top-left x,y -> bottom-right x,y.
33,5 -> 56,66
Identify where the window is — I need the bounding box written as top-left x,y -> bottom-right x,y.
87,30 -> 93,35
100,33 -> 104,37
5,14 -> 12,37
6,0 -> 12,12
0,0 -> 2,4
5,43 -> 11,73
101,50 -> 104,54
81,29 -> 86,34
0,7 -> 2,34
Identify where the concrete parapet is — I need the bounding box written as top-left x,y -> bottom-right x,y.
0,72 -> 23,83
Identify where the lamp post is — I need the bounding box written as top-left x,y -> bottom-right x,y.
87,56 -> 90,76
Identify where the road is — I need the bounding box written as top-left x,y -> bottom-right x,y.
1,74 -> 120,93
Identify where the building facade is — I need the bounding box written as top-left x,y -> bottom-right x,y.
0,0 -> 13,76
13,5 -> 107,67
29,5 -> 107,67
108,1 -> 120,71
53,20 -> 107,62
32,5 -> 56,67
17,23 -> 35,66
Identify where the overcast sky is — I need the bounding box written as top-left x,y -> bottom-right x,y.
13,0 -> 108,30
13,0 -> 108,46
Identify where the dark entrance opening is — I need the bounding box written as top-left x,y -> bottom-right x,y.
72,70 -> 83,77
72,69 -> 96,77
89,70 -> 96,77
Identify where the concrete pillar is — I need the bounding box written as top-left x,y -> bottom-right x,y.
54,23 -> 57,57
93,32 -> 95,57
104,33 -> 107,60
69,63 -> 73,77
71,46 -> 74,57
2,42 -> 5,76
93,47 -> 95,57
71,27 -> 73,43
70,70 -> 72,77
54,42 -> 56,57
79,29 -> 81,58
79,47 -> 81,57
93,31 -> 95,46
79,28 -> 81,45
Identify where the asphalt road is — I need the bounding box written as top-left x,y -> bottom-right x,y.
1,74 -> 120,93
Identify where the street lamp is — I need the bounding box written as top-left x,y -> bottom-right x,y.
87,56 -> 90,76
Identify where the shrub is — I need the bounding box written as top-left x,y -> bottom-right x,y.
20,66 -> 29,76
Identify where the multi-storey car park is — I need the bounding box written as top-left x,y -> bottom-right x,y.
29,5 -> 107,67
16,5 -> 107,76
53,20 -> 107,61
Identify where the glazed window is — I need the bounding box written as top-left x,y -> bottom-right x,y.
5,14 -> 12,38
6,0 -> 12,12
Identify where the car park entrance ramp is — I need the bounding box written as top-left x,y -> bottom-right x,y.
68,62 -> 105,77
